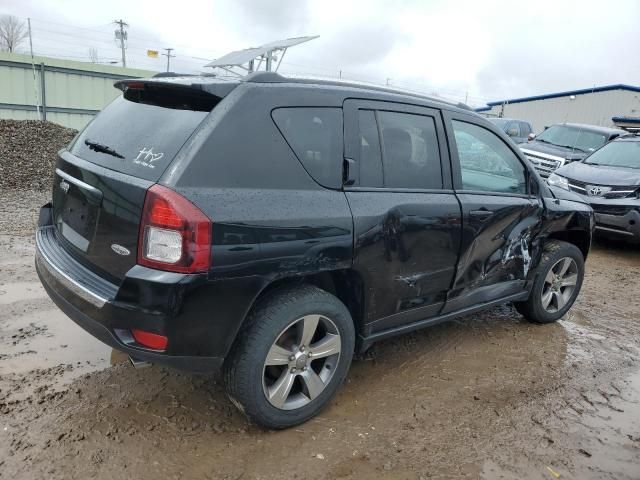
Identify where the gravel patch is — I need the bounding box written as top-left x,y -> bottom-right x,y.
0,120 -> 77,191
0,189 -> 50,236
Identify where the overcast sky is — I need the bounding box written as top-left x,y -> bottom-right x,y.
1,0 -> 639,106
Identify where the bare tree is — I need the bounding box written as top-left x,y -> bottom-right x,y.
0,15 -> 28,53
88,47 -> 99,63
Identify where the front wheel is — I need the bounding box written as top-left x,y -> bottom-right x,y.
223,285 -> 355,429
515,240 -> 585,324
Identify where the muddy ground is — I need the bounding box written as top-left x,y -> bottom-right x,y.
1,188 -> 639,480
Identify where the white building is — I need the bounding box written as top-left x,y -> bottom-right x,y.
476,85 -> 640,134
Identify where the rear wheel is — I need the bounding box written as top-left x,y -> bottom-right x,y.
223,285 -> 355,429
515,240 -> 585,323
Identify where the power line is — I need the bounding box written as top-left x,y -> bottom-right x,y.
11,14 -> 491,104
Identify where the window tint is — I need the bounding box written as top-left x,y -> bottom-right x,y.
378,111 -> 442,189
272,108 -> 343,188
70,96 -> 209,182
357,110 -> 383,187
452,120 -> 527,194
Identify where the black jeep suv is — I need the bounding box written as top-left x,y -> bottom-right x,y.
35,72 -> 593,428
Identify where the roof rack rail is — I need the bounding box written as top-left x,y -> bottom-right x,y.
242,72 -> 471,110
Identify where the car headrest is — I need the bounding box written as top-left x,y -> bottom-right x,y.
382,128 -> 412,164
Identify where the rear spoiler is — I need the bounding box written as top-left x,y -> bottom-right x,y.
114,78 -> 239,99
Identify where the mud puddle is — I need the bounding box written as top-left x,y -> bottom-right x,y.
0,280 -> 112,404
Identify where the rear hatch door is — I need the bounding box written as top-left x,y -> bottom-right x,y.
52,79 -> 230,282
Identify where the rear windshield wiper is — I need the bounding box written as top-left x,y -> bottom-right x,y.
84,139 -> 125,159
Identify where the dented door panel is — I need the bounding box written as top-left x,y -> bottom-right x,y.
442,193 -> 543,313
347,191 -> 462,332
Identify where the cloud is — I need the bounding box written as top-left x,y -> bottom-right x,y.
223,0 -> 311,37
2,0 -> 640,105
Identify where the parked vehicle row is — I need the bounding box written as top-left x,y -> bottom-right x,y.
490,115 -> 638,243
548,134 -> 640,242
519,123 -> 626,178
35,72 -> 593,428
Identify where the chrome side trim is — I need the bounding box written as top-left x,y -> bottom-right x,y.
35,239 -> 108,308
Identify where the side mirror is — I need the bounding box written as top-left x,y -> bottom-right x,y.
527,133 -> 536,141
507,128 -> 518,137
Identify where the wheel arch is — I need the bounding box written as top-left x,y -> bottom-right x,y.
545,228 -> 591,259
229,269 -> 367,354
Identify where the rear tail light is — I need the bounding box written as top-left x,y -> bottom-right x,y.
138,184 -> 211,273
131,329 -> 168,351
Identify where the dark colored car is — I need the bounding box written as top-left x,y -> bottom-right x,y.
488,117 -> 533,144
548,134 -> 640,242
35,72 -> 594,428
519,123 -> 626,178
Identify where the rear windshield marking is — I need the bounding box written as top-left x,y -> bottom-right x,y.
133,147 -> 164,169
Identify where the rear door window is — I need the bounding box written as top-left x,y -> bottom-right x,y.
378,111 -> 442,189
272,108 -> 343,188
70,94 -> 211,181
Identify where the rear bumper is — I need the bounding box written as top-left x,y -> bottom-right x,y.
36,206 -> 266,372
37,267 -> 222,371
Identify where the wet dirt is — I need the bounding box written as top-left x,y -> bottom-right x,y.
1,191 -> 639,479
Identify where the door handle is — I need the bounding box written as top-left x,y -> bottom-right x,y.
343,158 -> 356,186
470,208 -> 493,218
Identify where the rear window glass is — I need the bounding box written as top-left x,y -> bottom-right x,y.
272,107 -> 343,188
70,95 -> 209,181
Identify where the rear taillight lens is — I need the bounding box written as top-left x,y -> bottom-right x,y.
138,184 -> 211,273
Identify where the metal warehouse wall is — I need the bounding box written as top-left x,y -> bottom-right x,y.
0,52 -> 155,130
481,89 -> 640,133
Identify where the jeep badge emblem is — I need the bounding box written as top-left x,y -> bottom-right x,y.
59,179 -> 70,194
111,244 -> 131,256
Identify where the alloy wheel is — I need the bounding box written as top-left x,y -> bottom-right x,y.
262,314 -> 341,410
541,257 -> 579,313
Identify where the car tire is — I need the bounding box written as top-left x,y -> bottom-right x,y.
223,284 -> 355,429
515,240 -> 585,324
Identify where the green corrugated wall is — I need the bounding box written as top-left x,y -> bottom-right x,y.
0,51 -> 156,130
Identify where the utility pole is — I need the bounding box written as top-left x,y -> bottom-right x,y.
162,48 -> 175,72
113,19 -> 128,67
27,18 -> 41,120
